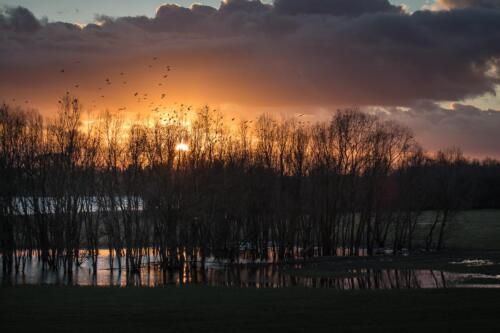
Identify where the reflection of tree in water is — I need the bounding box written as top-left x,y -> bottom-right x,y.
120,264 -> 452,289
0,255 -> 456,289
290,269 -> 449,290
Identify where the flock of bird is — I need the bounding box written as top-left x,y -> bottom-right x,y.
57,57 -> 182,124
55,58 -> 262,127
10,57 -> 310,128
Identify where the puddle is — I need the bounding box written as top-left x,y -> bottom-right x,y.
450,259 -> 496,266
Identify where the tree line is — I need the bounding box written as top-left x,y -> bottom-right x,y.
1,95 -> 499,274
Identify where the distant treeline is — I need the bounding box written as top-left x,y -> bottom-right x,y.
1,96 -> 499,274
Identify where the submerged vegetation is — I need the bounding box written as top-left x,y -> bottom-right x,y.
1,95 -> 500,275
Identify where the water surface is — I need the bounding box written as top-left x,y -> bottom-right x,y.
2,253 -> 499,289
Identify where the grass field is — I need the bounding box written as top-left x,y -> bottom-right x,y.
445,210 -> 500,250
1,287 -> 500,333
396,210 -> 500,251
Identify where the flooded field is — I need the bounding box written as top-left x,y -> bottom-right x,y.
2,253 -> 500,289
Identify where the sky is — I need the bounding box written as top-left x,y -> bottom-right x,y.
1,0 -> 500,158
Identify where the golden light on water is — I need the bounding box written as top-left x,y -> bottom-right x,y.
175,143 -> 189,152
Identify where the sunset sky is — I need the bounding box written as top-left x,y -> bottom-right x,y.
1,0 -> 500,157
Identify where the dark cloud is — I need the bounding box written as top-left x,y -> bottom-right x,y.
0,6 -> 41,32
370,101 -> 500,157
274,0 -> 402,16
220,0 -> 272,13
438,0 -> 500,9
92,4 -> 217,33
0,1 -> 500,109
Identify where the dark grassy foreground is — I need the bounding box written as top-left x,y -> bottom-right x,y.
1,287 -> 500,333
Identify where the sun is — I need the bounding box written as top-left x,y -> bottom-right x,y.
175,142 -> 189,152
